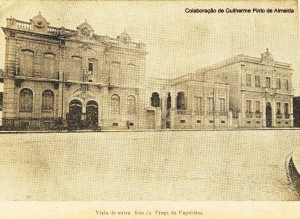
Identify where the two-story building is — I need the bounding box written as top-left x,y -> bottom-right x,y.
1,13 -> 147,130
196,50 -> 294,128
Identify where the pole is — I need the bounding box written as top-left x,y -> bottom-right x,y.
213,87 -> 215,130
61,72 -> 64,130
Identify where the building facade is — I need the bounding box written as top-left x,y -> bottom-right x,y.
196,50 -> 294,128
1,14 -> 231,130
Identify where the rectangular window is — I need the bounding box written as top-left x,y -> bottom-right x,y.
255,101 -> 260,113
266,77 -> 271,88
88,62 -> 93,72
219,98 -> 225,112
284,103 -> 289,115
180,120 -> 185,124
276,102 -> 281,114
195,97 -> 202,111
246,100 -> 251,113
276,78 -> 281,89
113,123 -> 118,126
285,79 -> 289,90
207,97 -> 213,112
246,74 -> 251,86
197,120 -> 201,123
255,75 -> 260,87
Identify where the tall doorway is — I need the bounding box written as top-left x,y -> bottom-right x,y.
68,99 -> 83,130
266,102 -> 272,128
86,100 -> 98,129
166,92 -> 171,128
146,110 -> 155,129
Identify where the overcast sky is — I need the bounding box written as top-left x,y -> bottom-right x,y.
0,1 -> 299,94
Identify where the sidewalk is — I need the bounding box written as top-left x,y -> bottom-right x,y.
0,127 -> 300,134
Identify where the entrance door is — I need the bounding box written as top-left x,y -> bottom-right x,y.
86,100 -> 98,129
146,110 -> 155,129
68,99 -> 82,130
266,102 -> 272,128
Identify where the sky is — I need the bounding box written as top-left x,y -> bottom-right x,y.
0,0 -> 299,94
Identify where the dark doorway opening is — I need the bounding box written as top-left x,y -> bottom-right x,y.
166,92 -> 171,128
68,99 -> 82,130
86,100 -> 99,130
266,102 -> 272,128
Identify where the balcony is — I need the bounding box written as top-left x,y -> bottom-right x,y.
177,110 -> 192,115
218,111 -> 228,116
276,113 -> 283,119
284,113 -> 290,119
193,111 -> 204,115
255,112 -> 262,118
245,112 -> 253,118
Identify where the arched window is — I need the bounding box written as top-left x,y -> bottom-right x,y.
42,90 -> 54,111
167,92 -> 171,110
71,56 -> 82,81
111,62 -> 121,85
111,94 -> 120,114
151,92 -> 160,107
127,64 -> 135,79
20,88 -> 33,112
86,100 -> 99,127
20,50 -> 34,77
177,92 -> 186,110
43,53 -> 56,79
127,95 -> 136,114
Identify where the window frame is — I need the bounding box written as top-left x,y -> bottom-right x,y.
19,88 -> 33,112
246,74 -> 251,86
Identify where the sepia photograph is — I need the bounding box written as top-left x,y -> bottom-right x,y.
0,0 -> 300,218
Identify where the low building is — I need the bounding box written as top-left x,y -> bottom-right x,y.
144,75 -> 231,130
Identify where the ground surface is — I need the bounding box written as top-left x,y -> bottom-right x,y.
0,130 -> 299,201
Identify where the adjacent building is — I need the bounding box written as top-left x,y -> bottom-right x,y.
196,50 -> 294,128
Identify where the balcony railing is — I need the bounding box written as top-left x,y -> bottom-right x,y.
255,112 -> 262,118
177,110 -> 192,115
245,112 -> 253,118
7,18 -> 76,35
218,111 -> 228,116
193,111 -> 204,115
276,113 -> 283,119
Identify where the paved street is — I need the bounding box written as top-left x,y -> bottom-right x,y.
0,130 -> 299,200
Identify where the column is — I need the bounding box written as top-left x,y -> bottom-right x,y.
262,98 -> 266,128
170,90 -> 176,129
240,92 -> 245,127
272,98 -> 276,127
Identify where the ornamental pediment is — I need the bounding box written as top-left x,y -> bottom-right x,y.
77,21 -> 94,37
64,34 -> 110,47
260,49 -> 275,64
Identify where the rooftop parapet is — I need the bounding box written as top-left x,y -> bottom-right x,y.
5,13 -> 146,50
196,52 -> 292,75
